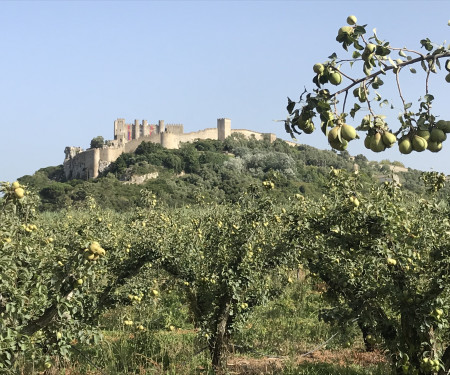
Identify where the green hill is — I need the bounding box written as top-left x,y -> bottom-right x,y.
17,134 -> 442,211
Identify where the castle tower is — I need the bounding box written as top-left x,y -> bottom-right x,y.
132,119 -> 139,140
217,118 -> 231,141
160,131 -> 178,149
142,120 -> 148,138
114,118 -> 127,143
159,120 -> 165,133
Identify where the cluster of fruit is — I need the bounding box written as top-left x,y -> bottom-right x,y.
327,123 -> 357,151
123,319 -> 145,330
397,120 -> 450,154
10,181 -> 25,199
363,131 -> 397,152
1,237 -> 12,244
262,180 -> 275,189
22,223 -> 38,233
83,241 -> 106,261
128,293 -> 143,303
420,357 -> 441,373
313,62 -> 342,86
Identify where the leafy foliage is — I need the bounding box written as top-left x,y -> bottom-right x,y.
284,16 -> 450,155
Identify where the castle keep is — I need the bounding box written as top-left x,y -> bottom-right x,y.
63,118 -> 278,180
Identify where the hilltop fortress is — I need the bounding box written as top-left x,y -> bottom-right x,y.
63,118 -> 284,180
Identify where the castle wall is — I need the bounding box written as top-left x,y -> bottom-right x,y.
64,148 -> 99,180
173,128 -> 218,145
231,129 -> 276,142
124,133 -> 161,153
165,124 -> 184,134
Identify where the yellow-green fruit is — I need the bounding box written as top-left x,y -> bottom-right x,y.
387,258 -> 397,266
85,252 -> 95,260
90,241 -> 102,254
14,187 -> 24,199
12,181 -> 20,189
77,278 -> 83,285
436,120 -> 450,133
446,73 -> 450,83
329,72 -> 342,86
364,135 -> 374,149
313,63 -> 325,74
430,128 -> 447,142
416,130 -> 430,141
346,15 -> 357,25
329,138 -> 348,151
365,43 -> 376,54
303,120 -> 315,134
370,133 -> 386,152
328,126 -> 340,143
341,124 -> 357,141
399,138 -> 413,154
382,132 -> 396,148
349,196 -> 360,207
427,141 -> 442,153
412,135 -> 427,152
338,26 -> 354,35
97,248 -> 106,256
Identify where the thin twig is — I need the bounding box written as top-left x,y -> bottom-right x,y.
395,70 -> 407,111
342,90 -> 348,113
363,82 -> 376,118
331,51 -> 450,99
299,332 -> 338,357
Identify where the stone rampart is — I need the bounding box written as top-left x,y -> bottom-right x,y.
231,129 -> 276,142
64,148 -> 99,180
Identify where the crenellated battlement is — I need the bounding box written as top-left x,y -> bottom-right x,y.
165,124 -> 184,134
64,117 -> 280,180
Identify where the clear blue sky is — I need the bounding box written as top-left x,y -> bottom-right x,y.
1,1 -> 449,183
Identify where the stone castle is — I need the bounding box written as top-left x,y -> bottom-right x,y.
63,118 -> 282,180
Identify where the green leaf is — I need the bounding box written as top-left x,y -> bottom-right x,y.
350,103 -> 361,118
286,98 -> 296,115
424,94 -> 434,103
388,57 -> 397,68
352,51 -> 361,59
353,40 -> 364,51
380,99 -> 389,108
405,102 -> 412,109
399,50 -> 407,57
354,26 -> 366,35
328,53 -> 338,60
410,68 -> 417,73
421,60 -> 427,72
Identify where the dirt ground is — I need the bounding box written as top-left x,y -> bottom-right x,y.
226,349 -> 387,374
